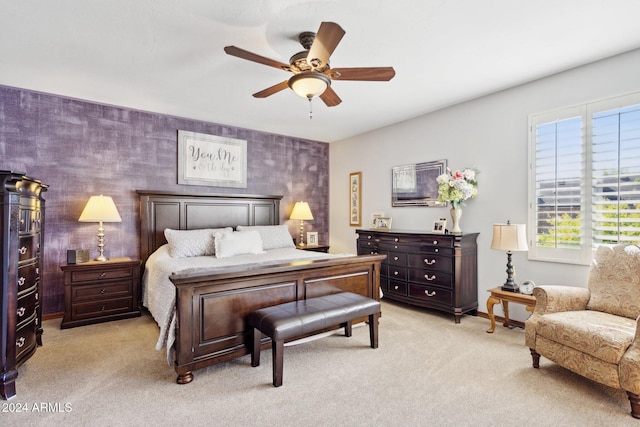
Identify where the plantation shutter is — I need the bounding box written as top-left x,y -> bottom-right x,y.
591,103 -> 640,245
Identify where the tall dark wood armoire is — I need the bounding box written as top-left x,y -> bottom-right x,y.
0,171 -> 47,400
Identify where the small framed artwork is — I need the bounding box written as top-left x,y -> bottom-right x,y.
349,172 -> 362,227
375,217 -> 393,231
432,218 -> 447,234
370,212 -> 385,229
307,231 -> 318,246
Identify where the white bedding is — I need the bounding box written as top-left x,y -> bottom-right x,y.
142,244 -> 347,363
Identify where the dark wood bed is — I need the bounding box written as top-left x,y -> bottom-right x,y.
137,191 -> 385,384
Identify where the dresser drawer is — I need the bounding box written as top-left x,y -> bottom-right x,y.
387,251 -> 407,266
18,234 -> 40,263
387,280 -> 408,296
17,261 -> 39,294
409,284 -> 453,306
16,288 -> 38,327
407,254 -> 453,272
71,280 -> 134,302
72,297 -> 135,320
387,266 -> 407,281
408,268 -> 453,288
15,315 -> 38,362
71,266 -> 134,283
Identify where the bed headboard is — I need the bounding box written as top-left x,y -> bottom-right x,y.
137,191 -> 282,264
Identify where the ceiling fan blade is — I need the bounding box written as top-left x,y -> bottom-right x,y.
224,46 -> 290,71
252,81 -> 289,98
320,86 -> 342,107
330,67 -> 396,81
307,22 -> 345,70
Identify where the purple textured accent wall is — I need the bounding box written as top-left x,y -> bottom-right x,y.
0,85 -> 329,315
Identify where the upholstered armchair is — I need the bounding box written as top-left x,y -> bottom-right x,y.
525,244 -> 640,418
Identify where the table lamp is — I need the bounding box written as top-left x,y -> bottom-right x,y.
290,201 -> 313,246
79,195 -> 122,261
491,221 -> 528,292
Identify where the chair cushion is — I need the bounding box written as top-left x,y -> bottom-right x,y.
536,310 -> 636,364
587,244 -> 640,319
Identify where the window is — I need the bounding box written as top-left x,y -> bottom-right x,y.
529,92 -> 640,264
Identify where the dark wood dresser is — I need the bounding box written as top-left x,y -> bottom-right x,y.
60,257 -> 141,329
1,171 -> 47,400
356,229 -> 479,323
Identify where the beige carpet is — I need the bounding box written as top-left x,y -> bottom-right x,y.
4,300 -> 637,426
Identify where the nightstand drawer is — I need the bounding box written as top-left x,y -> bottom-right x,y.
72,280 -> 133,302
71,297 -> 135,321
71,266 -> 134,283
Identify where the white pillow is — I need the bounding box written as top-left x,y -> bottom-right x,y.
214,230 -> 265,258
164,227 -> 232,258
235,225 -> 295,250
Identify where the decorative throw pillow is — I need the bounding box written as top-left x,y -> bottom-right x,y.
164,227 -> 232,258
236,225 -> 295,250
214,230 -> 265,258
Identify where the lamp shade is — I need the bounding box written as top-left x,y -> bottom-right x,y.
491,223 -> 528,252
78,195 -> 122,223
290,201 -> 314,220
288,73 -> 330,99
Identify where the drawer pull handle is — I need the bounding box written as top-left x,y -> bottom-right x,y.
434,248 -> 439,253
17,307 -> 26,316
100,306 -> 106,311
18,277 -> 26,286
393,256 -> 399,261
423,259 -> 436,265
370,251 -> 375,255
100,272 -> 107,278
424,274 -> 436,281
433,240 -> 438,245
394,238 -> 399,242
19,247 -> 27,255
367,242 -> 371,246
393,271 -> 399,276
35,293 -> 38,300
424,290 -> 437,297
16,337 -> 25,347
100,288 -> 106,294
20,219 -> 25,225
394,285 -> 399,290
367,235 -> 372,239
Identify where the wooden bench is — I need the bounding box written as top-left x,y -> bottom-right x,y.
247,292 -> 381,387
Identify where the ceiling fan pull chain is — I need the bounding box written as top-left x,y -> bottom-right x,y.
308,97 -> 313,120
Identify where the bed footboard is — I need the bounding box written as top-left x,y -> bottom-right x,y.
169,254 -> 385,384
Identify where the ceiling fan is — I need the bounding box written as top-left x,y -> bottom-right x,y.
224,22 -> 396,108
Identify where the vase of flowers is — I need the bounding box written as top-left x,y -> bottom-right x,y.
436,167 -> 478,233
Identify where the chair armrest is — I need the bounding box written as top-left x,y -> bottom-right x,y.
619,316 -> 640,395
532,285 -> 590,315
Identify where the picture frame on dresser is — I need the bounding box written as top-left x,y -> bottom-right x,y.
374,217 -> 392,230
432,218 -> 447,234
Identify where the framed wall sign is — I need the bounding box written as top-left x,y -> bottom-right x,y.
349,172 -> 362,226
177,130 -> 247,188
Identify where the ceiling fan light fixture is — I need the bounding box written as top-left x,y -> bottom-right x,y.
288,72 -> 330,99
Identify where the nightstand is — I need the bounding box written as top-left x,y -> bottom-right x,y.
296,244 -> 330,253
60,257 -> 141,329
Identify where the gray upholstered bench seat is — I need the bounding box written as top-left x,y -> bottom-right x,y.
247,292 -> 381,387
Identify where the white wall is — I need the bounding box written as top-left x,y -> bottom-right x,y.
329,47 -> 640,321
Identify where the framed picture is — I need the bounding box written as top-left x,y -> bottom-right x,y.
307,231 -> 318,246
432,218 -> 447,234
392,159 -> 447,207
370,212 -> 385,229
177,130 -> 247,188
349,172 -> 362,226
375,216 -> 393,230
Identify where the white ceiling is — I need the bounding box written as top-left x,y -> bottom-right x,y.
2,0 -> 640,143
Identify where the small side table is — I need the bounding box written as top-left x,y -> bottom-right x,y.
296,244 -> 330,253
60,257 -> 141,329
486,287 -> 536,333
